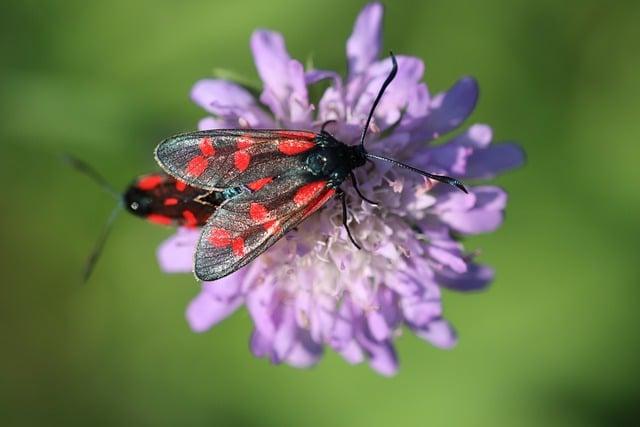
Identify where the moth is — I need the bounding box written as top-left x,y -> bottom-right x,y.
65,157 -> 232,281
154,53 -> 467,281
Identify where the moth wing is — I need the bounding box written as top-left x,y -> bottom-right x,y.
154,129 -> 317,190
194,173 -> 336,281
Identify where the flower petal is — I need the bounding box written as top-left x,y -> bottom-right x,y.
186,274 -> 245,333
440,186 -> 507,234
156,228 -> 199,273
347,2 -> 384,77
465,143 -> 526,179
191,79 -> 272,127
436,263 -> 494,292
413,77 -> 479,140
250,30 -> 310,123
413,318 -> 457,349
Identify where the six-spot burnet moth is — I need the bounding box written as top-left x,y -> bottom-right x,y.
64,156 -> 232,281
154,53 -> 468,282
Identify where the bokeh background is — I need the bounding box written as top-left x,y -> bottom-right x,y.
2,0 -> 639,425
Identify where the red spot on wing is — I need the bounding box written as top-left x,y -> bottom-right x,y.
237,134 -> 256,149
147,214 -> 173,225
277,130 -> 315,139
294,181 -> 327,206
186,156 -> 208,177
247,177 -> 273,191
263,219 -> 282,234
278,139 -> 316,156
164,197 -> 179,206
303,188 -> 336,217
182,210 -> 198,227
232,237 -> 245,257
175,180 -> 187,192
137,175 -> 163,190
199,137 -> 215,156
209,228 -> 231,247
249,203 -> 268,222
234,150 -> 251,172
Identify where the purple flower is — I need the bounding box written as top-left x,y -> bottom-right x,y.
159,2 -> 524,376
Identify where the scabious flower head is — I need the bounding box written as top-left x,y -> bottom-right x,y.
157,2 -> 524,375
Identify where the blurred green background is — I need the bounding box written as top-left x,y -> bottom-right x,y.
1,0 -> 639,425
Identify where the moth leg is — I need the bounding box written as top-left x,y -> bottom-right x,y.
338,190 -> 361,250
350,171 -> 378,205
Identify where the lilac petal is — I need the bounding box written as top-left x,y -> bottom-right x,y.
284,331 -> 323,368
198,116 -> 223,131
440,187 -> 507,234
186,269 -> 246,332
250,329 -> 271,358
337,340 -> 365,364
465,143 -> 526,179
347,2 -> 384,77
360,337 -> 398,376
428,245 -> 468,273
191,79 -> 256,111
305,69 -> 341,86
436,263 -> 494,292
250,30 -> 309,122
367,310 -> 391,341
354,56 -> 425,128
246,281 -> 277,339
156,228 -> 199,273
401,293 -> 442,328
414,77 -> 479,140
413,319 -> 457,349
251,30 -> 291,95
191,79 -> 272,127
273,305 -> 297,361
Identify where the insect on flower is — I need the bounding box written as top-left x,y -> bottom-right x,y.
154,53 -> 468,282
64,156 -> 237,281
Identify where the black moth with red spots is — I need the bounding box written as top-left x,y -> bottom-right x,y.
154,53 -> 468,282
125,172 -> 231,228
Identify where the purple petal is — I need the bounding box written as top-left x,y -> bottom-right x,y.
347,2 -> 384,77
198,116 -> 224,130
186,269 -> 246,332
353,56 -> 426,128
413,319 -> 457,349
428,245 -> 468,273
305,69 -> 341,86
156,228 -> 199,273
250,30 -> 309,123
465,143 -> 526,179
367,310 -> 391,341
401,293 -> 442,328
436,263 -> 494,292
246,281 -> 277,339
337,341 -> 365,364
440,186 -> 507,234
363,338 -> 398,376
250,329 -> 271,358
191,79 -> 272,127
414,77 -> 479,140
284,331 -> 323,368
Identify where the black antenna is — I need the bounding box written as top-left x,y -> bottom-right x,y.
82,204 -> 122,282
360,52 -> 398,149
62,154 -> 124,282
357,53 -> 468,194
365,153 -> 468,193
62,154 -> 120,200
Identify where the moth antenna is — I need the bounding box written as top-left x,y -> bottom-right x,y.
62,153 -> 120,201
360,52 -> 398,150
83,204 -> 123,283
365,153 -> 468,193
